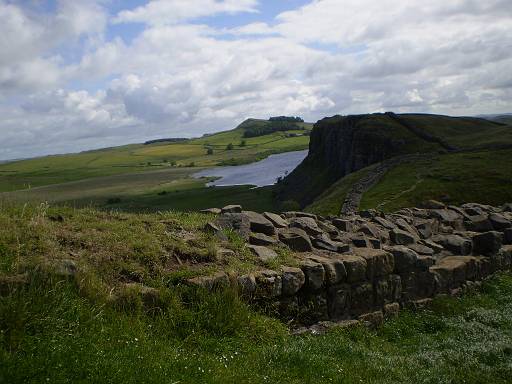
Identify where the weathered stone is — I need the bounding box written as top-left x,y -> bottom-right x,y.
263,212 -> 288,228
373,277 -> 390,306
216,247 -> 236,259
327,284 -> 350,319
414,219 -> 436,239
489,213 -> 512,230
408,243 -> 434,256
373,216 -> 396,230
369,238 -> 382,249
395,218 -> 421,239
308,255 -> 347,285
384,302 -> 400,318
298,293 -> 328,323
312,237 -> 348,253
419,239 -> 444,254
201,208 -> 221,215
358,311 -> 384,328
187,272 -> 230,291
350,282 -> 374,314
504,228 -> 512,245
318,221 -> 340,236
465,215 -> 493,232
430,258 -> 467,291
385,245 -> 418,273
204,222 -> 221,233
358,223 -> 382,239
237,274 -> 256,296
390,228 -> 416,245
423,200 -> 446,209
430,209 -> 463,227
221,205 -> 242,213
300,260 -> 325,291
351,234 -> 370,248
416,256 -> 435,271
405,298 -> 433,311
388,274 -> 402,302
353,248 -> 394,279
279,228 -> 313,252
472,231 -> 503,256
401,271 -> 439,299
243,211 -> 276,236
283,211 -> 318,220
281,267 -> 306,296
432,234 -> 472,255
255,270 -> 282,298
215,213 -> 251,239
249,232 -> 278,246
289,217 -> 324,237
499,245 -> 512,270
340,255 -> 367,283
332,218 -> 353,232
247,245 -> 278,262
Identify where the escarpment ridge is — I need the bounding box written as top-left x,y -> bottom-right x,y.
276,112 -> 511,208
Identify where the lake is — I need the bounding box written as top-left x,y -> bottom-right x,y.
193,150 -> 308,187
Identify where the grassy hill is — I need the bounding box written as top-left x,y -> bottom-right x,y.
0,119 -> 312,193
1,203 -> 512,383
279,113 -> 512,215
0,119 -> 312,211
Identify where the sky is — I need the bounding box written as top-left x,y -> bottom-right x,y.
1,0 -> 512,160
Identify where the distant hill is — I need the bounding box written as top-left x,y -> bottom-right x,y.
0,118 -> 313,193
276,112 -> 512,210
479,114 -> 512,125
144,138 -> 189,145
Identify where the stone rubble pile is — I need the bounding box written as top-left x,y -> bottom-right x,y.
194,201 -> 512,329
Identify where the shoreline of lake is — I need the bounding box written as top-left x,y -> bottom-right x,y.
193,150 -> 308,187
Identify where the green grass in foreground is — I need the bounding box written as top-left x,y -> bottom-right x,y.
2,271 -> 512,383
1,203 -> 512,383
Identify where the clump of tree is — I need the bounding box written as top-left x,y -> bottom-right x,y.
240,140 -> 246,147
243,118 -> 305,138
226,143 -> 234,150
206,148 -> 214,155
269,116 -> 304,122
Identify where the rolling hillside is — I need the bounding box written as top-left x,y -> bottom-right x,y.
277,112 -> 512,214
0,118 -> 312,193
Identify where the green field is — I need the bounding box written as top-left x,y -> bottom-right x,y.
0,119 -> 312,193
1,203 -> 512,383
306,148 -> 512,215
0,119 -> 312,212
360,148 -> 512,212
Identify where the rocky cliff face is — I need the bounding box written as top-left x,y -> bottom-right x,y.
276,113 -> 441,207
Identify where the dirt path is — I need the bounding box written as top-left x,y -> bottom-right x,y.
340,154 -> 432,215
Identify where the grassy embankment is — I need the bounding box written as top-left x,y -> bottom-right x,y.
304,115 -> 512,216
307,148 -> 512,215
0,119 -> 312,212
1,203 -> 512,383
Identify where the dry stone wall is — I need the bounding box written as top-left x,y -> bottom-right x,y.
194,202 -> 512,328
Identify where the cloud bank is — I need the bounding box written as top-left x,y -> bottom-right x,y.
1,0 -> 511,160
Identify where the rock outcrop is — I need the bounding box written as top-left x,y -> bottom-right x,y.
198,202 -> 512,327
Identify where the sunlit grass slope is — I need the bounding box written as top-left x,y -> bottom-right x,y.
0,119 -> 312,192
